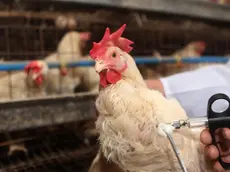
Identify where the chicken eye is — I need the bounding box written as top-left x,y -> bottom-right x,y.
112,52 -> 117,58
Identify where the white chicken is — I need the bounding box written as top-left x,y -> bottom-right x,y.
88,24 -> 212,172
56,31 -> 91,69
43,53 -> 80,94
24,60 -> 49,97
56,31 -> 100,93
43,31 -> 92,94
55,15 -> 68,30
55,15 -> 77,30
57,31 -> 90,91
152,41 -> 206,77
66,15 -> 77,30
44,54 -> 99,94
0,60 -> 48,101
75,55 -> 100,93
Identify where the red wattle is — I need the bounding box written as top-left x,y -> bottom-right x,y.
60,68 -> 68,76
35,75 -> 43,85
106,70 -> 122,84
99,70 -> 122,88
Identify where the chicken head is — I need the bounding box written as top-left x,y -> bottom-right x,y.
188,41 -> 206,56
79,31 -> 91,50
90,24 -> 134,88
80,32 -> 91,41
24,60 -> 48,86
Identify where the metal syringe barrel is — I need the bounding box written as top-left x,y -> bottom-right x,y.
186,117 -> 208,129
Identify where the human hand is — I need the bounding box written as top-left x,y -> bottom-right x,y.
200,128 -> 230,172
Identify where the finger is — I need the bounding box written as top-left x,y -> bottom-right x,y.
213,161 -> 225,172
222,128 -> 230,140
205,145 -> 219,160
201,128 -> 212,145
216,128 -> 230,153
218,140 -> 230,154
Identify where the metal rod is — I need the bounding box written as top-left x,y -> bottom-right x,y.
162,128 -> 188,172
0,56 -> 228,71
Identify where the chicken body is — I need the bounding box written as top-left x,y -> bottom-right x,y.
53,31 -> 96,93
89,25 -> 212,172
45,53 -> 99,94
44,53 -> 81,94
47,31 -> 84,93
44,31 -> 90,94
57,31 -> 86,66
0,72 -> 29,101
76,55 -> 100,93
95,57 -> 206,172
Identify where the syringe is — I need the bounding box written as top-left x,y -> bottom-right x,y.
170,117 -> 209,129
168,93 -> 230,170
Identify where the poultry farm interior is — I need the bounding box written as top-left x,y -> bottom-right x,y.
0,0 -> 230,171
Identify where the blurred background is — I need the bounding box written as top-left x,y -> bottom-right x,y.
0,0 -> 229,171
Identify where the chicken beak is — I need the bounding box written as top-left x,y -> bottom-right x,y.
95,60 -> 107,73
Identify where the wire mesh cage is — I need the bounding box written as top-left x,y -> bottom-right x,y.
0,8 -> 230,99
0,1 -> 230,171
0,4 -> 230,100
0,122 -> 98,172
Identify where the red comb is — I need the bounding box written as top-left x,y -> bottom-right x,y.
24,61 -> 41,73
200,41 -> 206,47
89,24 -> 133,59
195,41 -> 206,47
80,32 -> 91,41
194,41 -> 206,55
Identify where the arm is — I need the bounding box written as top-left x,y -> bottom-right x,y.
147,65 -> 230,171
145,79 -> 165,96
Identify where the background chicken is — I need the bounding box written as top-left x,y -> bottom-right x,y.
44,31 -> 92,94
88,25 -> 212,172
145,41 -> 207,78
55,15 -> 78,30
171,41 -> 206,58
56,31 -> 91,92
75,55 -> 100,93
139,41 -> 206,79
66,15 -> 78,30
56,31 -> 91,73
55,15 -> 68,30
0,60 -> 48,101
45,54 -> 99,94
43,53 -> 80,95
24,60 -> 49,98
